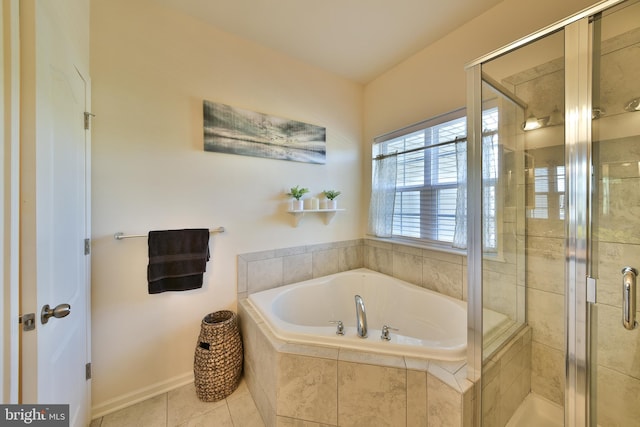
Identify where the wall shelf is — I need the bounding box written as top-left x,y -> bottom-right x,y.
287,209 -> 345,227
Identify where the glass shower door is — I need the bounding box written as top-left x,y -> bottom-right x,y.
591,1 -> 640,425
468,1 -> 640,426
478,29 -> 567,426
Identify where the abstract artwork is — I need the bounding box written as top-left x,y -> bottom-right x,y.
203,100 -> 326,164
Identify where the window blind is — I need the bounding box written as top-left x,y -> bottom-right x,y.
372,107 -> 499,247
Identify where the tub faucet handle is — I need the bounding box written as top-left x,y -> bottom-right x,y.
329,320 -> 345,335
381,325 -> 399,341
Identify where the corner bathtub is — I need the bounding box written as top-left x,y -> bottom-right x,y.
247,268 -> 467,361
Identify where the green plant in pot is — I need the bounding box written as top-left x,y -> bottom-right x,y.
287,186 -> 309,210
322,190 -> 341,209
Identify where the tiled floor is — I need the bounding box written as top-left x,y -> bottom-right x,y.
90,379 -> 265,427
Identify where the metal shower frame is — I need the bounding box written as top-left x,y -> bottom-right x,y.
465,1 -> 626,425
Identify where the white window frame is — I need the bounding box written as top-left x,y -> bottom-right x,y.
371,107 -> 500,251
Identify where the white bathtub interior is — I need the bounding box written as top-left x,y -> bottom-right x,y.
248,268 -> 483,361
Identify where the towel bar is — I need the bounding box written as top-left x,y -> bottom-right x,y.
114,227 -> 225,240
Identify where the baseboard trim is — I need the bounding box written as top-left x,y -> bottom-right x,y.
90,371 -> 194,420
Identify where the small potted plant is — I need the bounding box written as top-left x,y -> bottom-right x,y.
287,186 -> 309,211
322,190 -> 341,209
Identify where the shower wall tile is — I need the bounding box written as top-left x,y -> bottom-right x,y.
517,285 -> 526,324
515,68 -> 564,129
531,341 -> 564,406
499,369 -> 530,427
337,361 -> 407,427
596,177 -> 640,244
598,365 -> 640,427
597,136 -> 640,165
528,288 -> 564,351
526,218 -> 564,239
596,241 -> 640,309
526,236 -> 565,295
483,269 -> 517,319
481,361 -> 500,427
503,206 -> 517,224
277,354 -> 337,425
483,257 -> 516,277
597,303 -> 640,380
496,335 -> 526,384
283,253 -> 313,285
598,39 -> 640,116
516,235 -> 526,286
499,340 -> 531,400
481,327 -> 531,427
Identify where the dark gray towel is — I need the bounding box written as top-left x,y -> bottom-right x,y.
147,229 -> 210,294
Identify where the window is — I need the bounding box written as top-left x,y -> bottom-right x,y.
371,108 -> 499,248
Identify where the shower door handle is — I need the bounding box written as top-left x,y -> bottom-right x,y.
621,267 -> 637,330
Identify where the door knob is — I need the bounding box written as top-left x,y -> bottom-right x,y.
41,303 -> 71,324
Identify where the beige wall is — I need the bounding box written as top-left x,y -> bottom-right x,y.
90,0 -> 606,417
90,0 -> 363,414
361,0 -> 600,224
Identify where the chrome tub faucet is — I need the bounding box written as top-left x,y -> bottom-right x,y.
354,295 -> 368,338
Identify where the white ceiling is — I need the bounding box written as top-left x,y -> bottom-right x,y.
155,0 -> 504,83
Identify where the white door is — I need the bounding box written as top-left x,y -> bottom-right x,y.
21,2 -> 91,426
36,63 -> 90,427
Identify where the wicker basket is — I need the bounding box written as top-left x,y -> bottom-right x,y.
193,310 -> 243,401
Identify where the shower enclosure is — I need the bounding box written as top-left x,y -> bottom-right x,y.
466,0 -> 640,425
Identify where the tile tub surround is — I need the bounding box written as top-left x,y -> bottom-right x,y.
237,239 -> 530,426
482,327 -> 532,427
238,238 -> 468,301
237,239 -> 365,299
239,299 -> 475,427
